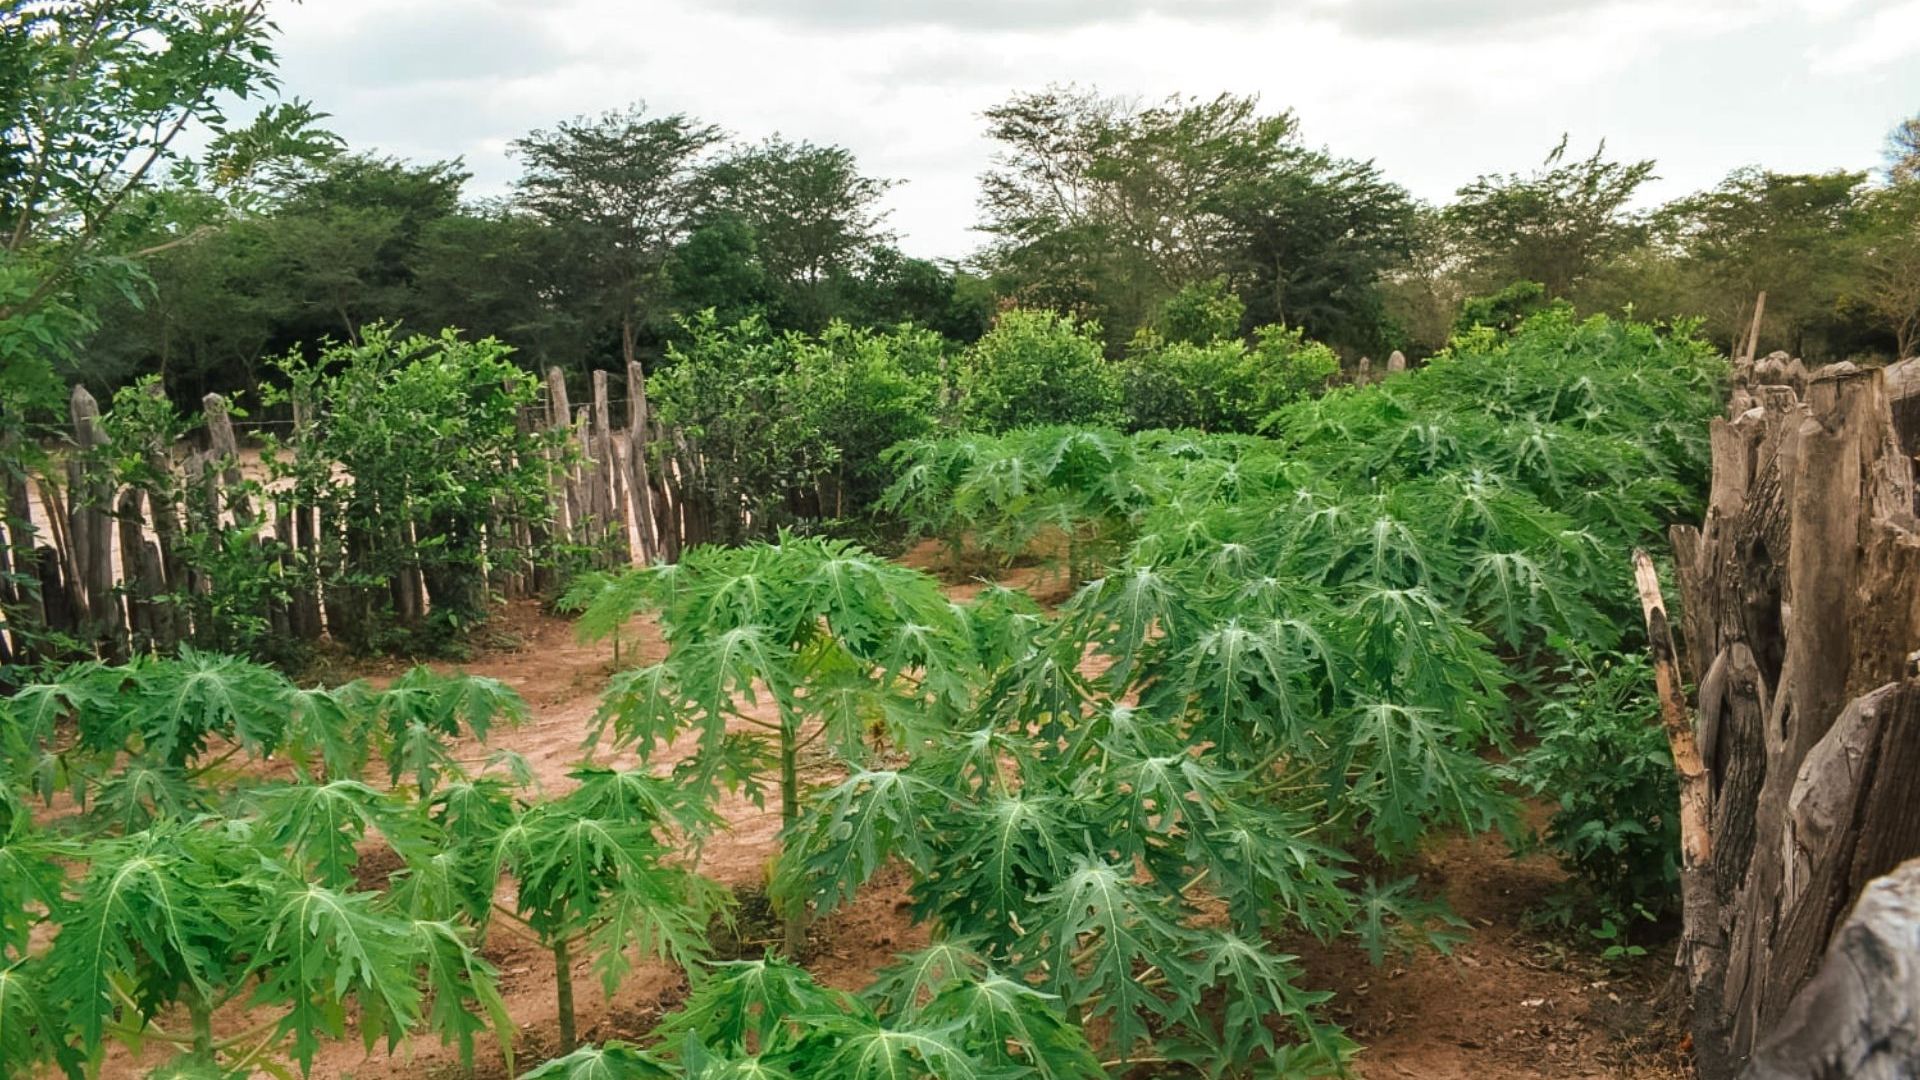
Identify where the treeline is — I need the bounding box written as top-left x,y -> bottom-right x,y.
61,88 -> 1920,407
978,89 -> 1920,363
75,113 -> 994,402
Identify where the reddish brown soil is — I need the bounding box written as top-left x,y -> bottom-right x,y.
83,549 -> 1693,1079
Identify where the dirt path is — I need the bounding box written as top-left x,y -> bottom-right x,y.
90,569 -> 1690,1079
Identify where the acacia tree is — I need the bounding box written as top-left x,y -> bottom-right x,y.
699,136 -> 896,328
1446,136 -> 1656,300
511,103 -> 723,370
978,87 -> 1409,352
1648,168 -> 1865,356
1856,181 -> 1920,358
1887,110 -> 1920,184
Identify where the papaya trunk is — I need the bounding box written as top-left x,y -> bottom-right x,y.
780,716 -> 806,956
553,935 -> 577,1054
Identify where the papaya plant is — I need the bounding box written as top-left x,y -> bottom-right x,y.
526,947 -> 1104,1079
38,820 -> 508,1076
479,770 -> 731,1054
584,534 -> 976,953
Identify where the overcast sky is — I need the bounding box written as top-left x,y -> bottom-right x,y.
266,0 -> 1919,260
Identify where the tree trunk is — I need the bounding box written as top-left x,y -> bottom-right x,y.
1661,355 -> 1920,1079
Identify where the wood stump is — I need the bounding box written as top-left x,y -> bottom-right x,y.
1659,355 -> 1920,1079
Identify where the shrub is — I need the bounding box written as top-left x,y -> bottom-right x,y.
1123,324 -> 1338,433
789,321 -> 945,518
1152,276 -> 1245,345
1510,651 -> 1680,925
651,313 -> 946,540
267,326 -> 555,650
959,309 -> 1120,430
651,313 -> 827,545
1453,279 -> 1556,337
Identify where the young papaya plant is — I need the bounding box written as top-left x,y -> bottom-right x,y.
483,773 -> 731,1053
40,820 -> 508,1076
586,534 -> 976,953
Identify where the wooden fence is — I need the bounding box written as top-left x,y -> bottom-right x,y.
0,363 -> 717,665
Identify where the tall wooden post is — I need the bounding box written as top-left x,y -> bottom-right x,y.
625,361 -> 659,564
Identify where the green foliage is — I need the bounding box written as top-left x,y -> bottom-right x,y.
0,0 -> 322,405
31,820 -> 507,1077
0,649 -> 522,821
1509,651 -> 1679,924
263,324 -> 557,649
1153,277 -> 1246,345
1446,137 -> 1656,299
700,137 -> 897,330
627,949 -> 1101,1079
587,535 -> 971,949
1124,323 -> 1339,433
880,425 -> 1163,575
1452,280 -> 1555,337
958,309 -> 1120,431
779,310 -> 1717,1071
977,87 -> 1412,354
650,314 -> 947,542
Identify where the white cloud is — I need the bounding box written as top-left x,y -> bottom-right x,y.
261,0 -> 1919,259
1808,0 -> 1920,72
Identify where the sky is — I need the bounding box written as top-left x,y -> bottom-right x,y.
265,0 -> 1920,261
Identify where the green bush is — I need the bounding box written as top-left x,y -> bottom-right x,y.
651,313 -> 946,540
1123,324 -> 1338,433
1152,276 -> 1245,345
267,326 -> 554,650
1510,651 -> 1680,925
789,321 -> 946,517
958,309 -> 1120,431
1452,279 -> 1556,338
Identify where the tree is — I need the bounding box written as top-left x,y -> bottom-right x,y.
663,214 -> 775,330
411,203 -> 598,372
1887,111 -> 1920,184
512,104 -> 724,370
1226,152 -> 1413,352
0,0 -> 322,410
700,136 -> 895,328
1446,137 -> 1656,299
978,88 -> 1287,339
1855,181 -> 1920,358
1379,205 -> 1471,357
1649,169 -> 1866,357
979,87 -> 1410,353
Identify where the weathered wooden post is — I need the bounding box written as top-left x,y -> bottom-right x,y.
1741,857 -> 1920,1079
1655,357 -> 1920,1078
70,386 -> 124,657
625,360 -> 658,565
202,392 -> 252,526
592,369 -> 629,566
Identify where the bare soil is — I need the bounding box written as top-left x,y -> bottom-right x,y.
83,548 -> 1694,1079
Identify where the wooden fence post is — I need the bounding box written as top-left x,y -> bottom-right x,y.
1665,357 -> 1920,1078
592,369 -> 630,565
625,361 -> 658,564
202,392 -> 252,526
70,386 -> 124,657
546,368 -> 581,547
